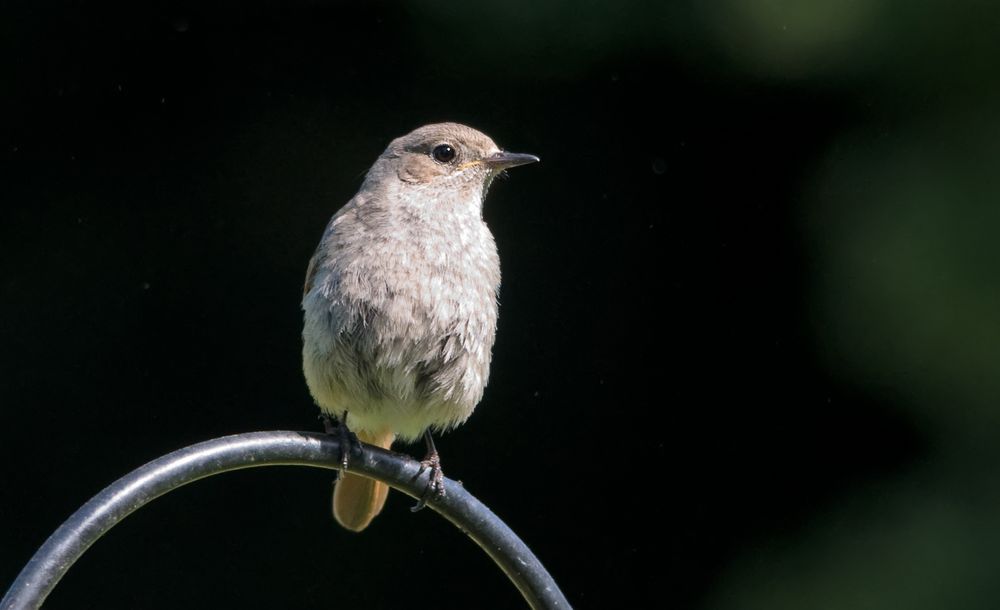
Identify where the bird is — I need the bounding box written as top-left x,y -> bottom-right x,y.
301,122 -> 539,532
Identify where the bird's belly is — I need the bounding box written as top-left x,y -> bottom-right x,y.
302,282 -> 495,441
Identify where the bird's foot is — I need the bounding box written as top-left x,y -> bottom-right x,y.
411,431 -> 446,512
320,413 -> 361,476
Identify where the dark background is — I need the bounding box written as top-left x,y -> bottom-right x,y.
4,1 -> 1000,608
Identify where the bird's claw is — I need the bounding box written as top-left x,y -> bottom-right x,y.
411,450 -> 445,512
321,413 -> 361,478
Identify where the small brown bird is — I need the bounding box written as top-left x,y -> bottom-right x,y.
302,123 -> 538,531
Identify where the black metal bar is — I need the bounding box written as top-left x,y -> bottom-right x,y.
0,431 -> 570,609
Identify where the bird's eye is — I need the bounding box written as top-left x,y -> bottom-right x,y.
432,144 -> 457,163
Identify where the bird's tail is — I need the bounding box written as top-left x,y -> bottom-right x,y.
333,428 -> 395,532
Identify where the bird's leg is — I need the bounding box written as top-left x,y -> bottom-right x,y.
320,412 -> 336,435
320,412 -> 360,476
411,430 -> 446,512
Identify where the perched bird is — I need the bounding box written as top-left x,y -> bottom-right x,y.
302,123 -> 539,531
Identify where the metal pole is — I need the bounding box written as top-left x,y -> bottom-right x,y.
1,431 -> 570,609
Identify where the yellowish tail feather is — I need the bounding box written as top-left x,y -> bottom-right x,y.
333,428 -> 395,532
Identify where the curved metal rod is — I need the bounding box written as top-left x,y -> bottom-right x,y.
1,431 -> 570,610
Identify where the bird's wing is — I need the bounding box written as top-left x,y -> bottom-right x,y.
303,248 -> 321,297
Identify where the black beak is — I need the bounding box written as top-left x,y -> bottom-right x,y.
483,151 -> 540,170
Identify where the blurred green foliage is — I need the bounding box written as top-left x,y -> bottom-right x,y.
640,0 -> 1000,607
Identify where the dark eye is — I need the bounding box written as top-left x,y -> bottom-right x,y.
432,143 -> 456,163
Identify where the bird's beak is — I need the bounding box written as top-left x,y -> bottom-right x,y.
483,151 -> 540,170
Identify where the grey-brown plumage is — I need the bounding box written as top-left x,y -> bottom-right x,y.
302,123 -> 538,531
